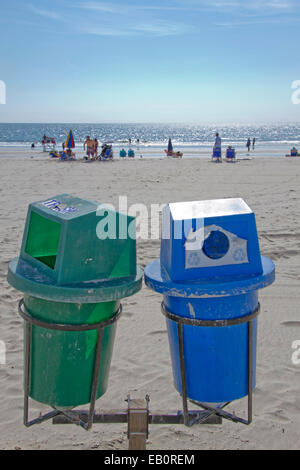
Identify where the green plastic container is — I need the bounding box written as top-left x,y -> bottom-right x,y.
24,296 -> 119,407
8,195 -> 143,408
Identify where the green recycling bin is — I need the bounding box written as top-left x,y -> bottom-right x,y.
7,195 -> 143,409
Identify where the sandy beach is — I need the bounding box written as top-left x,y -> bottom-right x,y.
0,152 -> 300,450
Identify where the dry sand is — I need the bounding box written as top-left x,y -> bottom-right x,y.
0,154 -> 299,450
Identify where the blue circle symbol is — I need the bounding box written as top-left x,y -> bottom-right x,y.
202,230 -> 230,260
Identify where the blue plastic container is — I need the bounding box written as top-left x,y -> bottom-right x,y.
145,198 -> 275,404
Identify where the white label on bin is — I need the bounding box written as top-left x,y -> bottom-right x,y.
185,225 -> 249,269
42,199 -> 77,214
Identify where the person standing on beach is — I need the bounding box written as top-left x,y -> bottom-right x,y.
252,138 -> 256,150
94,139 -> 99,159
214,133 -> 221,149
247,138 -> 251,152
84,136 -> 94,160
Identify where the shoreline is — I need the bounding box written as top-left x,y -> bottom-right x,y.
0,145 -> 296,160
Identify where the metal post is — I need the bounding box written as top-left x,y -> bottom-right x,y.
127,397 -> 149,450
248,320 -> 253,425
23,321 -> 31,427
177,323 -> 190,426
86,327 -> 104,430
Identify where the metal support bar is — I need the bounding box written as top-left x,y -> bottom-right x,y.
177,323 -> 189,426
53,402 -> 222,450
248,320 -> 253,425
85,327 -> 104,431
53,408 -> 222,426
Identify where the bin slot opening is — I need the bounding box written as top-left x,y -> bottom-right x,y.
25,211 -> 62,270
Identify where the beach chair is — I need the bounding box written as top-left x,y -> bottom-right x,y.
49,151 -> 60,158
101,149 -> 113,161
211,148 -> 222,163
60,151 -> 76,161
225,147 -> 236,163
164,150 -> 183,158
128,149 -> 135,158
286,148 -> 299,157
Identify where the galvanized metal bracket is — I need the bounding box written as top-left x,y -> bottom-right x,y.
52,396 -> 222,450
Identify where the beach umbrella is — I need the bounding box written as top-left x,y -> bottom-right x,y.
168,138 -> 173,153
65,130 -> 75,149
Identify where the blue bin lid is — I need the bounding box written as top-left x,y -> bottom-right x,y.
160,198 -> 265,282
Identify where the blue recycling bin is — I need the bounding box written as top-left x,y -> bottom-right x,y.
145,198 -> 275,404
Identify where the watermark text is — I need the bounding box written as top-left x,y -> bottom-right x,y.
95,197 -> 204,247
0,80 -> 6,104
0,341 -> 6,365
291,340 -> 300,365
291,80 -> 300,105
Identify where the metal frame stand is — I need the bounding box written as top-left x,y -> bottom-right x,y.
17,298 -> 260,449
19,298 -> 123,431
53,394 -> 222,450
161,302 -> 260,427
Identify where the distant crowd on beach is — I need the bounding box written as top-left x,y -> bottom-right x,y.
214,133 -> 256,152
83,136 -> 137,161
37,130 -> 300,163
211,133 -> 257,162
82,136 -> 114,161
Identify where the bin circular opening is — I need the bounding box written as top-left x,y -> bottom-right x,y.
202,230 -> 230,260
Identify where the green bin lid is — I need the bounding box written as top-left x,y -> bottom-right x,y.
7,195 -> 143,302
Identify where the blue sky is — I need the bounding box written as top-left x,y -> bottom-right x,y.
0,0 -> 300,123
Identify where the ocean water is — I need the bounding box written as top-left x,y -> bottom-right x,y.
0,123 -> 299,157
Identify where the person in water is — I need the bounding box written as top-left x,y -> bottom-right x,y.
252,138 -> 256,150
247,138 -> 251,152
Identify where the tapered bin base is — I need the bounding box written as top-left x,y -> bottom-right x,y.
24,295 -> 119,408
